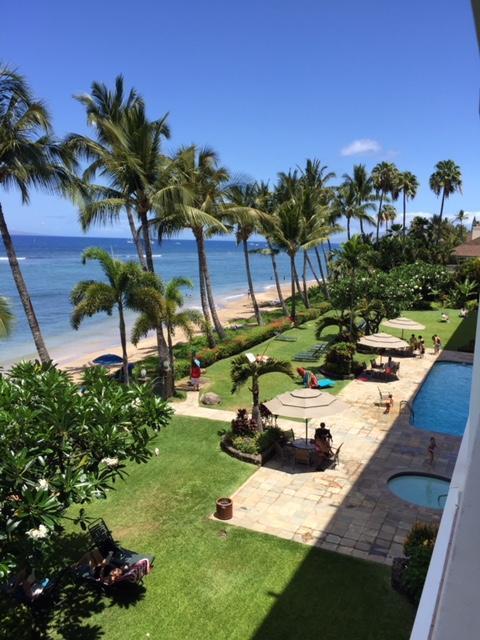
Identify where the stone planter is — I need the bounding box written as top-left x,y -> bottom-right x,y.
215,497 -> 233,520
220,437 -> 275,466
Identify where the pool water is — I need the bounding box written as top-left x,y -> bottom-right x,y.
412,361 -> 472,436
388,473 -> 450,510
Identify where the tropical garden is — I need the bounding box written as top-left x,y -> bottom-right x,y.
0,63 -> 477,638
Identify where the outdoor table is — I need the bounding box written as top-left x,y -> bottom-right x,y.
291,439 -> 315,450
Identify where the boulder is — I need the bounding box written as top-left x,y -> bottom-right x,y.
201,392 -> 221,405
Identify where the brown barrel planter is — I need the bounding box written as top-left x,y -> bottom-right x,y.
215,497 -> 233,520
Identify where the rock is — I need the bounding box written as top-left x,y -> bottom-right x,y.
201,392 -> 221,405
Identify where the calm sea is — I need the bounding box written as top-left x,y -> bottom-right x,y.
0,235 -> 329,366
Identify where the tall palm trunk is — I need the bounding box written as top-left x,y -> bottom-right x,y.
0,203 -> 50,364
289,254 -> 296,324
306,253 -> 321,288
436,189 -> 446,246
242,237 -> 263,325
127,206 -> 146,269
302,251 -> 310,308
251,371 -> 263,432
376,192 -> 384,242
292,260 -> 305,305
314,246 -> 330,299
359,218 -> 364,236
267,239 -> 288,315
139,207 -> 172,397
166,324 -> 176,384
402,191 -> 407,240
117,302 -> 130,385
197,252 -> 215,348
195,229 -> 226,339
347,216 -> 351,240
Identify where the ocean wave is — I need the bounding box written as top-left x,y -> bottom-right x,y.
0,256 -> 25,261
224,293 -> 245,301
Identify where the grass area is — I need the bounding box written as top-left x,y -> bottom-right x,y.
8,416 -> 415,640
202,309 -> 476,411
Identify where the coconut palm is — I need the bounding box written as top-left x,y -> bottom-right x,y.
342,164 -> 376,236
379,204 -> 397,232
169,145 -> 229,344
0,296 -> 13,338
130,276 -> 203,382
429,160 -> 462,227
454,209 -> 468,233
371,162 -> 400,242
71,248 -> 150,384
393,171 -> 419,238
230,354 -> 294,430
0,65 -> 73,363
253,182 -> 288,315
225,183 -> 266,325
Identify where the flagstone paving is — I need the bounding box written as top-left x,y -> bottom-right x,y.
174,349 -> 472,564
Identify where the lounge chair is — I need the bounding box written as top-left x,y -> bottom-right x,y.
274,334 -> 297,342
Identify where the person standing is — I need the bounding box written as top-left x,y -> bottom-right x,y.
427,437 -> 437,465
190,356 -> 201,391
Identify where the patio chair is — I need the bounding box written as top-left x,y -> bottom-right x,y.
377,386 -> 389,403
274,442 -> 295,468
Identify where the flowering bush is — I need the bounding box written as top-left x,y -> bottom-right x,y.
0,362 -> 172,577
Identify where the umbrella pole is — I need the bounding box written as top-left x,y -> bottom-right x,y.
305,419 -> 309,444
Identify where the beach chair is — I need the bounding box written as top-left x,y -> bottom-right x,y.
274,334 -> 297,342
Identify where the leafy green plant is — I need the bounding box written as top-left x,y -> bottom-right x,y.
0,361 -> 172,576
324,341 -> 356,376
401,522 -> 438,604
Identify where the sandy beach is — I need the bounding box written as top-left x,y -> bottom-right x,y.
59,281 -> 313,379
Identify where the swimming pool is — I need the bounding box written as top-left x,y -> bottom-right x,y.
412,361 -> 472,436
388,473 -> 450,510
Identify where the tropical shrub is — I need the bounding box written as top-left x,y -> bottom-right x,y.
231,408 -> 257,437
0,362 -> 172,577
401,523 -> 438,604
229,426 -> 283,454
324,341 -> 356,376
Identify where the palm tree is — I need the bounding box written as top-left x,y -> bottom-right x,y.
429,160 -> 462,228
333,236 -> 371,333
225,183 -> 266,325
170,145 -> 229,344
371,162 -> 400,242
454,209 -> 468,234
71,248 -> 150,384
342,164 -> 376,236
379,204 -> 397,233
253,182 -> 288,315
0,296 -> 13,338
0,65 -> 72,363
230,354 -> 294,430
130,276 -> 203,382
332,182 -> 374,241
393,171 -> 419,238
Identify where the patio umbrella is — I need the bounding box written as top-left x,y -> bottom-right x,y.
263,388 -> 349,443
91,353 -> 124,367
381,317 -> 425,339
358,332 -> 409,351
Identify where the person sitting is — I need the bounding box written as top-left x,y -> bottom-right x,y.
297,367 -> 319,389
75,548 -> 127,585
9,567 -> 51,604
313,436 -> 333,469
409,334 -> 417,352
440,312 -> 450,323
459,307 -> 468,318
314,422 -> 332,442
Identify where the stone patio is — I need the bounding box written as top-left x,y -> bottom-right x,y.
224,350 -> 472,564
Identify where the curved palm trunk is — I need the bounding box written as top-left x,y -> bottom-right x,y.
267,239 -> 288,315
127,207 -> 146,269
376,192 -> 384,242
195,229 -> 225,340
302,251 -> 310,308
289,254 -> 296,324
0,204 -> 50,364
359,218 -> 364,236
242,237 -> 263,325
306,253 -> 321,287
198,257 -> 215,348
139,210 -> 155,273
117,302 -> 129,385
436,189 -> 446,245
314,246 -> 330,299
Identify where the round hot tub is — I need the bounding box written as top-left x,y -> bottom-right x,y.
388,472 -> 450,510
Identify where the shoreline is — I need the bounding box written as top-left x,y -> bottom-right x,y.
46,280 -> 316,380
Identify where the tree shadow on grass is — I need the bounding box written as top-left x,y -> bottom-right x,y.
443,312 -> 477,351
0,531 -> 146,639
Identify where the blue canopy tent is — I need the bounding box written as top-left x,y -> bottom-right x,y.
91,354 -> 124,367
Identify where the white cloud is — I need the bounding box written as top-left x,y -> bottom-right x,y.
340,138 -> 381,157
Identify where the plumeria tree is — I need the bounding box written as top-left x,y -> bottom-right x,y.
0,362 -> 172,578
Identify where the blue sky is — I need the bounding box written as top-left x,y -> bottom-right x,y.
1,0 -> 479,238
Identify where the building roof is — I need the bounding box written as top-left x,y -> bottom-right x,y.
454,237 -> 480,257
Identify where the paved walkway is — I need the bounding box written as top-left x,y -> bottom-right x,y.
172,350 -> 472,565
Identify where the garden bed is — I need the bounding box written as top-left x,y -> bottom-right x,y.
220,436 -> 275,466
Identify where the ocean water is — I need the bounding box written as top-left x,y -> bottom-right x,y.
0,235 -> 328,366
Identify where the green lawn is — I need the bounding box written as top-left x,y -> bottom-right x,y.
7,416 -> 415,640
201,309 -> 476,411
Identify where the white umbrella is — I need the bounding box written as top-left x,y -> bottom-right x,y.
381,317 -> 425,339
358,332 -> 409,351
264,388 -> 349,443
